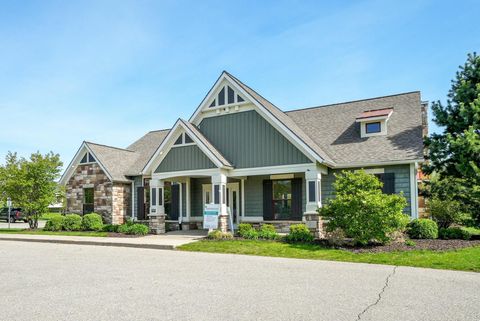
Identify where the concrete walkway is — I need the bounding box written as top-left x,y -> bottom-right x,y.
0,230 -> 207,250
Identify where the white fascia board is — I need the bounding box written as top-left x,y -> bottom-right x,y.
83,144 -> 114,182
334,159 -> 424,169
152,168 -> 219,181
191,73 -> 326,165
58,142 -> 114,185
143,120 -> 229,175
189,72 -> 228,124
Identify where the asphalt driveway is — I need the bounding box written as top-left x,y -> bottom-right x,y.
0,220 -> 45,229
0,241 -> 478,321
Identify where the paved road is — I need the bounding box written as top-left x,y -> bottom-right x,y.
0,220 -> 45,229
0,242 -> 478,321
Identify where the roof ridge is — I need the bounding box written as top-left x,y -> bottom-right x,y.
285,91 -> 420,113
85,141 -> 135,153
148,128 -> 171,133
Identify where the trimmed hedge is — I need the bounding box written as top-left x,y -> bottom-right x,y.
81,213 -> 104,231
286,224 -> 314,243
407,219 -> 438,239
102,224 -> 120,233
439,227 -> 472,240
63,214 -> 82,231
117,223 -> 149,235
43,215 -> 65,231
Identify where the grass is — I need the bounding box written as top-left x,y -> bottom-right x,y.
0,228 -> 108,237
179,240 -> 480,272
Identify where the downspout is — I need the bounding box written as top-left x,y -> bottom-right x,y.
131,180 -> 135,221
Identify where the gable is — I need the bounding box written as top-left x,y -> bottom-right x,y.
155,145 -> 216,173
197,110 -> 312,168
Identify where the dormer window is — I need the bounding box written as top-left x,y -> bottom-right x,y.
356,108 -> 393,138
365,122 -> 381,134
80,152 -> 96,164
173,133 -> 195,146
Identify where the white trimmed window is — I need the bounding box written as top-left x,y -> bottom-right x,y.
80,152 -> 96,164
172,133 -> 195,146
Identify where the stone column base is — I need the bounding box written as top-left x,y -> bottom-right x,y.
303,213 -> 325,239
149,214 -> 166,234
218,214 -> 228,233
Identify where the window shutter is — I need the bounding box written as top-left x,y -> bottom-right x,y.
171,184 -> 180,220
136,187 -> 145,220
263,180 -> 273,220
383,173 -> 395,194
291,178 -> 303,220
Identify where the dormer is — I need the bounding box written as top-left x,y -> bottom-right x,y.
356,108 -> 393,138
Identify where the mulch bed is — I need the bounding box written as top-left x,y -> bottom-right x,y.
333,239 -> 480,253
106,233 -> 143,238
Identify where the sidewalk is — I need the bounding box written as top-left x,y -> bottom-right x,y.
0,230 -> 207,250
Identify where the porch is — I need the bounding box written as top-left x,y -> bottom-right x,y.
147,165 -> 325,236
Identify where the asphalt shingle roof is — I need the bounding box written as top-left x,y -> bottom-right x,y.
286,92 -> 424,166
80,75 -> 424,182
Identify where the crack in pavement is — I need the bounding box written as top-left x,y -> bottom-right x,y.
356,266 -> 398,321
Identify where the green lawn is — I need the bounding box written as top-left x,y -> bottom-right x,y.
179,240 -> 480,272
0,228 -> 108,237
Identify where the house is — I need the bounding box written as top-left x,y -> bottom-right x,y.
59,71 -> 426,236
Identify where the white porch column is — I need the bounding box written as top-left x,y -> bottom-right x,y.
148,179 -> 166,234
303,168 -> 324,238
212,172 -> 228,232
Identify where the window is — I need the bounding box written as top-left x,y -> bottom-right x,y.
83,188 -> 94,214
272,180 -> 292,220
214,185 -> 220,204
174,135 -> 183,145
308,181 -> 316,203
151,188 -> 157,206
366,122 -> 381,134
208,85 -> 246,108
80,152 -> 96,164
227,86 -> 235,104
374,173 -> 395,194
218,87 -> 225,106
184,133 -> 193,144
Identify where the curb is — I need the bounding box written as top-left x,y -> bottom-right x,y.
0,237 -> 176,250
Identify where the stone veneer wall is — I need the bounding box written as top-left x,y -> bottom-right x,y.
112,183 -> 131,225
66,163 -> 112,222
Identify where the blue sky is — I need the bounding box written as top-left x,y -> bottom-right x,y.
0,0 -> 478,168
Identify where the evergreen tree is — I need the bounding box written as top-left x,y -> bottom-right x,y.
424,52 -> 480,181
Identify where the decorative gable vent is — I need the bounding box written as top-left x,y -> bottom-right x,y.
356,108 -> 393,138
80,152 -> 96,164
209,85 -> 245,108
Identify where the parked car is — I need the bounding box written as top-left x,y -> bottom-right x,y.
0,207 -> 28,223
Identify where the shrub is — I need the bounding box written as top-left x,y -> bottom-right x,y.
439,227 -> 472,240
286,224 -> 314,243
117,224 -> 131,234
405,239 -> 416,247
127,223 -> 149,235
43,215 -> 65,231
237,223 -> 254,237
207,230 -> 234,240
81,213 -> 104,231
258,224 -> 279,240
102,224 -> 120,233
242,228 -> 259,239
63,214 -> 82,231
320,171 -> 409,245
407,219 -> 438,239
429,198 -> 469,228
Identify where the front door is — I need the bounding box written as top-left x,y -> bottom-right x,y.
227,183 -> 240,224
